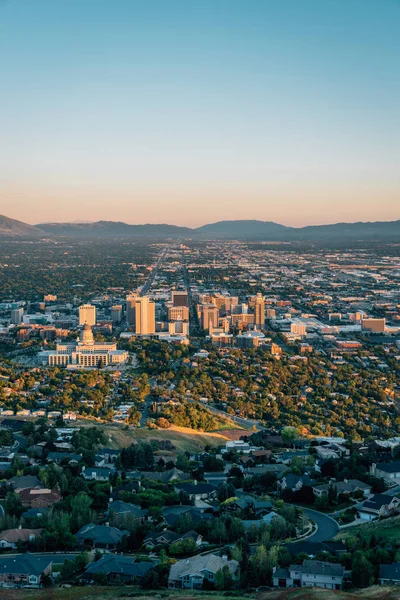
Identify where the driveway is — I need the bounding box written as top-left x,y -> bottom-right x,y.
299,507 -> 339,542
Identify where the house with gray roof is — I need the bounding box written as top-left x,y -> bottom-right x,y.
313,479 -> 371,498
82,466 -> 114,481
7,475 -> 41,491
0,553 -> 52,588
46,452 -> 82,465
278,474 -> 314,492
359,493 -> 400,521
108,500 -> 148,522
144,529 -> 202,549
168,554 -> 239,589
75,524 -> 129,549
370,461 -> 400,484
83,555 -> 156,583
379,563 -> 400,585
273,560 -> 344,590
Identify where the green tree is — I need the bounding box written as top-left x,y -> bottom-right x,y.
352,551 -> 374,588
70,492 -> 92,531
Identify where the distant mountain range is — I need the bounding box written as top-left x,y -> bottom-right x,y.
0,214 -> 399,241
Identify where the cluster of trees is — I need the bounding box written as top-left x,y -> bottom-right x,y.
120,442 -> 154,469
159,402 -> 230,431
131,333 -> 400,440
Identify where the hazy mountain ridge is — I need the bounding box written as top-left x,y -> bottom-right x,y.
36,220 -> 192,236
0,214 -> 399,240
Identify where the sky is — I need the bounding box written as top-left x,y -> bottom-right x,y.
0,0 -> 399,227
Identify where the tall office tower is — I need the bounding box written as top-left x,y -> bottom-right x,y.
135,296 -> 156,335
79,304 -> 96,326
254,293 -> 265,328
111,305 -> 123,324
168,306 -> 189,322
126,294 -> 138,328
172,291 -> 188,307
11,307 -> 24,324
200,304 -> 219,332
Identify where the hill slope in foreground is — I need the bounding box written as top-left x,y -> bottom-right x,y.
2,585 -> 400,600
0,214 -> 42,236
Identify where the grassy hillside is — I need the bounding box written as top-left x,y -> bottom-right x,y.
3,586 -> 400,600
261,587 -> 400,599
0,589 -> 253,600
79,421 -> 230,453
334,515 -> 400,544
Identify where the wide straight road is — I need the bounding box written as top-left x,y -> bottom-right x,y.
140,248 -> 167,296
299,507 -> 339,542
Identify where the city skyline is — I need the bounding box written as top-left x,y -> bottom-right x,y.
1,0 -> 399,226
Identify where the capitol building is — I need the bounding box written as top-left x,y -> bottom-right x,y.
39,323 -> 128,368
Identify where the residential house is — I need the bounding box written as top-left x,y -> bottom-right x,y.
175,482 -> 217,502
204,472 -> 227,486
141,468 -> 187,484
359,493 -> 400,521
95,448 -> 121,467
162,505 -> 215,528
379,563 -> 400,585
108,500 -> 148,522
168,554 -> 239,589
273,560 -> 344,590
83,555 -> 156,583
82,466 -> 114,481
243,511 -> 282,529
75,524 -> 129,550
244,464 -> 287,478
223,440 -> 259,454
18,488 -> 61,509
7,475 -> 41,492
370,461 -> 400,485
313,479 -> 371,498
144,529 -> 202,549
0,528 -> 43,550
46,452 -> 82,465
278,474 -> 313,492
278,450 -> 310,465
0,553 -> 52,588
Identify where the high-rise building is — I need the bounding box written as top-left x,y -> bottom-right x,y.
135,296 -> 156,335
253,293 -> 265,328
11,307 -> 24,324
199,304 -> 219,332
168,306 -> 189,322
111,305 -> 123,324
172,291 -> 188,307
79,304 -> 96,326
211,295 -> 238,315
126,294 -> 138,328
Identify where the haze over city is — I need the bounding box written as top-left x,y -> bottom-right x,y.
1,0 -> 399,226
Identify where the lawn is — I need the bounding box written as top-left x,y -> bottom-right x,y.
334,514 -> 400,544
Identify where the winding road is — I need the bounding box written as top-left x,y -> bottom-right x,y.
299,507 -> 339,542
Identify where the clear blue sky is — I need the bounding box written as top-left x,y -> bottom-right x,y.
0,0 -> 399,226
